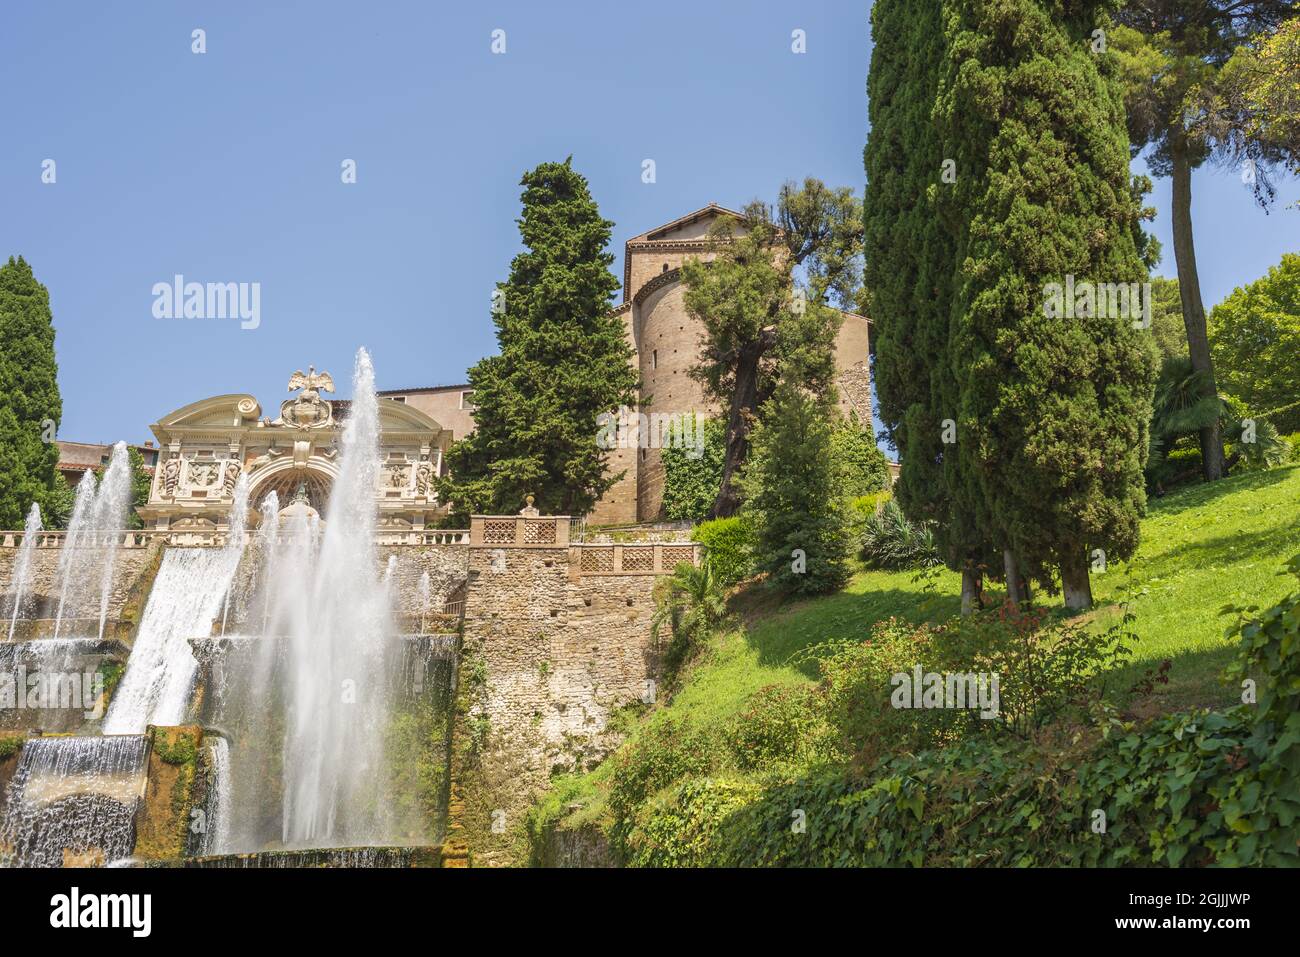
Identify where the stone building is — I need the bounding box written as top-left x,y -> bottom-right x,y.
386,204 -> 874,525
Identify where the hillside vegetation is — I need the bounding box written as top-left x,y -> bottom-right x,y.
530,464 -> 1300,866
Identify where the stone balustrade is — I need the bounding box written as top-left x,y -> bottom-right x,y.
0,528 -> 471,549
568,542 -> 700,576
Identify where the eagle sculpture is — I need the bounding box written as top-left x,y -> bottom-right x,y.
287,366 -> 335,401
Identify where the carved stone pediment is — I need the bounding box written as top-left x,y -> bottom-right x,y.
273,365 -> 335,429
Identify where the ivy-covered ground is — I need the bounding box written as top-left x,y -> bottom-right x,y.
530,464 -> 1300,864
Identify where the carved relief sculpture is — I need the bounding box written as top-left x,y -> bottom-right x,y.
276,366 -> 336,429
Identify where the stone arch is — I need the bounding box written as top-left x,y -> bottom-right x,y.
247,459 -> 339,515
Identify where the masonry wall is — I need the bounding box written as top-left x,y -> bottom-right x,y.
446,535 -> 666,866
0,538 -> 164,640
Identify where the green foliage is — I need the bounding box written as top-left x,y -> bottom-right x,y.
153,732 -> 197,766
0,257 -> 62,529
723,684 -> 830,772
937,0 -> 1158,591
650,560 -> 728,683
0,734 -> 24,760
1210,253 -> 1300,434
437,159 -> 637,520
1148,276 -> 1188,361
660,415 -> 725,521
858,498 -> 940,571
830,415 -> 889,498
126,447 -> 150,529
692,516 -> 754,588
740,385 -> 850,596
681,180 -> 863,515
865,0 -> 990,580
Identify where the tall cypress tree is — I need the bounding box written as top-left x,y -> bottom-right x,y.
0,256 -> 62,529
865,0 -> 997,611
936,0 -> 1158,609
438,159 -> 637,519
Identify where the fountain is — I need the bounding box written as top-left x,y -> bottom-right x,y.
6,503 -> 42,641
2,348 -> 453,867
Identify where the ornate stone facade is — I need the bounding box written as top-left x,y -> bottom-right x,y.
137,367 -> 452,532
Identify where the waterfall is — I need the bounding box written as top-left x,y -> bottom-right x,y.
277,347 -> 394,847
93,443 -> 132,641
50,444 -> 133,641
201,737 -> 233,856
52,470 -> 97,639
6,502 -> 42,640
417,570 -> 430,634
0,735 -> 149,867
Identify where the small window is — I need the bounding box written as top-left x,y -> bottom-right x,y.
651,350 -> 657,370
662,263 -> 669,273
460,391 -> 475,410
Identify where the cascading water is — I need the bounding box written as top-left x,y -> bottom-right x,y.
6,502 -> 42,640
201,736 -> 233,856
92,443 -> 133,641
275,348 -> 395,847
52,470 -> 96,639
102,479 -> 250,734
51,443 -> 132,640
0,735 -> 149,867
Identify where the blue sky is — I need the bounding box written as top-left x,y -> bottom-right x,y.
1,0 -> 1295,448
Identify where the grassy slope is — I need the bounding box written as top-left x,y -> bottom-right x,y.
539,464 -> 1300,833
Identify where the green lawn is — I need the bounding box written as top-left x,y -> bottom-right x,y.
536,464 -> 1300,835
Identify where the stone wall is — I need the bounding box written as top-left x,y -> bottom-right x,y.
0,537 -> 164,641
446,516 -> 685,866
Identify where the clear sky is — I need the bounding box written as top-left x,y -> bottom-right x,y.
1,0 -> 1295,449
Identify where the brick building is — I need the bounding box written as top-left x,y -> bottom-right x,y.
384,204 -> 874,525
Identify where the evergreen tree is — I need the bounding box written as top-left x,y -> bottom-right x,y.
739,384 -> 850,597
437,159 -> 637,519
1111,1 -> 1295,480
681,180 -> 862,518
127,447 -> 151,529
937,0 -> 1158,609
0,256 -> 62,529
865,0 -> 999,611
830,414 -> 889,499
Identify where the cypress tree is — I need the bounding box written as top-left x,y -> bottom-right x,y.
740,384 -> 850,597
438,159 -> 637,519
0,256 -> 62,529
936,0 -> 1158,609
864,0 -> 997,611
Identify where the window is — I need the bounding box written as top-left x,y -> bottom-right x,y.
651,350 -> 657,370
460,391 -> 475,410
662,263 -> 669,273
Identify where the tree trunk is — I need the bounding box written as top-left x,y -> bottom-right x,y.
709,342 -> 764,518
1060,549 -> 1093,612
960,568 -> 983,616
1004,549 -> 1030,606
1170,143 -> 1227,482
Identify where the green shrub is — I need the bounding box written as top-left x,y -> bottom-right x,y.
724,684 -> 831,771
623,776 -> 759,867
0,734 -> 24,760
694,516 -> 754,587
831,416 -> 890,498
858,498 -> 940,570
650,561 -> 728,683
661,415 -> 726,521
1284,432 -> 1300,462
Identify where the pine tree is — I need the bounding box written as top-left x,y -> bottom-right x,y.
0,256 -> 62,529
864,0 -> 998,611
936,0 -> 1158,609
1111,1 -> 1295,481
739,384 -> 850,597
681,180 -> 862,518
437,159 -> 637,519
